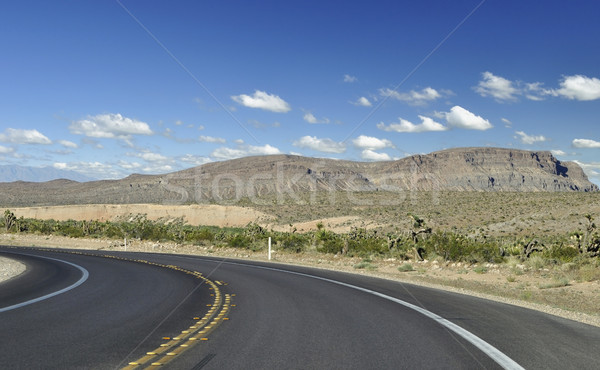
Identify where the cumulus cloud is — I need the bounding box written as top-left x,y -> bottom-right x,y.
292,136 -> 346,153
352,135 -> 393,150
53,161 -> 121,179
58,140 -> 78,149
303,112 -> 330,124
117,161 -> 143,170
0,128 -> 52,144
211,144 -> 281,160
125,151 -> 170,164
343,74 -> 357,83
179,154 -> 212,166
514,131 -> 547,145
572,138 -> 600,148
352,97 -> 372,107
379,87 -> 442,105
377,115 -> 447,133
572,160 -> 600,182
551,149 -> 567,156
501,118 -> 512,128
476,72 -> 600,102
361,149 -> 391,161
231,90 -> 291,113
474,71 -> 520,101
69,113 -> 153,142
199,135 -> 226,144
551,75 -> 600,101
0,145 -> 14,154
445,106 -> 493,130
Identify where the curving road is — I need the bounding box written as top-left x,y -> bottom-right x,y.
1,246 -> 600,369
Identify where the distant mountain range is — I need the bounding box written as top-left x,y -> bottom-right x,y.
0,147 -> 596,207
0,165 -> 96,183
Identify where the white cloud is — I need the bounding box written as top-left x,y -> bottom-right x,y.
126,150 -> 172,168
0,128 -> 52,144
572,160 -> 600,182
352,135 -> 393,150
0,145 -> 14,154
143,164 -> 173,173
118,161 -> 143,170
377,115 -> 447,133
231,90 -> 291,113
179,154 -> 212,166
52,161 -> 121,179
69,113 -> 153,141
353,96 -> 372,107
140,152 -> 168,162
474,71 -> 520,101
572,138 -> 600,148
514,131 -> 547,145
379,87 -> 442,105
343,74 -> 357,83
501,118 -> 512,128
552,75 -> 600,101
445,106 -> 493,130
292,136 -> 346,153
211,144 -> 281,160
361,149 -> 391,161
303,112 -> 330,124
551,149 -> 566,156
199,135 -> 226,144
476,72 -> 600,102
58,140 -> 78,149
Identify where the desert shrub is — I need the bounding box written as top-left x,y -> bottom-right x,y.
398,263 -> 414,272
423,232 -> 503,263
346,228 -> 388,257
277,232 -> 309,253
185,227 -> 215,244
316,229 -> 345,254
227,234 -> 251,249
354,260 -> 377,270
543,244 -> 579,262
576,263 -> 600,282
525,255 -> 547,270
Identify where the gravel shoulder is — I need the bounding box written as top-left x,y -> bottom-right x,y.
1,233 -> 599,328
0,255 -> 26,283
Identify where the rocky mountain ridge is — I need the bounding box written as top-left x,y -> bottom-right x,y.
0,147 -> 596,207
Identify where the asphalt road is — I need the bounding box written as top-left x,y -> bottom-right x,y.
1,246 -> 600,369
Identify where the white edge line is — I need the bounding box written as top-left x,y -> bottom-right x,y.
185,257 -> 524,370
0,254 -> 90,313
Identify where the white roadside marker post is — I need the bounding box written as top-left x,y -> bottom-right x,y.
268,237 -> 272,260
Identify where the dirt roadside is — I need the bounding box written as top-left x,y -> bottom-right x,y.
1,232 -> 598,328
0,255 -> 26,283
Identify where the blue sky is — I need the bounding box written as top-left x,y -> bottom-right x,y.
1,0 -> 599,184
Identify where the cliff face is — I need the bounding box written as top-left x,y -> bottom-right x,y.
0,148 -> 596,206
372,148 -> 597,192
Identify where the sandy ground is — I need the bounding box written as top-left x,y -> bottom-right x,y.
8,204 -> 379,233
8,204 -> 274,228
1,233 -> 598,328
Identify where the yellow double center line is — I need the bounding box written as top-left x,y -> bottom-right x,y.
18,248 -> 233,369
111,263 -> 234,369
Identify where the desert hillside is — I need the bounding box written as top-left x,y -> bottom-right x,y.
0,147 -> 596,207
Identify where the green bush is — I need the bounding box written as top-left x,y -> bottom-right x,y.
316,230 -> 345,254
346,228 -> 388,257
278,232 -> 308,253
227,234 -> 251,249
